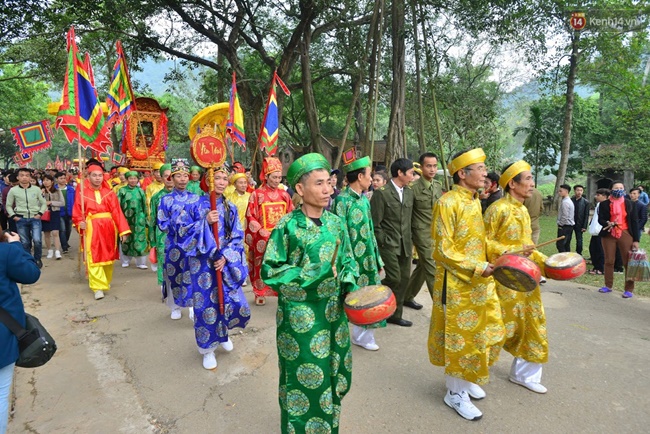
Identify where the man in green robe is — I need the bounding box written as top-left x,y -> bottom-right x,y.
332,156 -> 385,351
148,164 -> 172,282
117,171 -> 149,269
187,165 -> 204,195
262,153 -> 359,434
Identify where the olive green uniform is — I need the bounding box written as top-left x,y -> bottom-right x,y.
405,176 -> 443,301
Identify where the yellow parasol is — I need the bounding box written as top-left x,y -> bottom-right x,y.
188,102 -> 230,140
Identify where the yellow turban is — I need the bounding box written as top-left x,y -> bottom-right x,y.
117,167 -> 130,175
231,173 -> 247,185
447,148 -> 486,175
152,162 -> 164,171
499,160 -> 531,190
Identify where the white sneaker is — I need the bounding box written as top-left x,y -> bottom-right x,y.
352,339 -> 379,351
444,390 -> 482,421
351,327 -> 380,351
509,377 -> 547,394
121,262 -> 130,268
540,276 -> 547,284
170,308 -> 182,320
221,338 -> 234,352
137,264 -> 148,270
55,250 -> 62,260
94,290 -> 105,300
189,306 -> 195,321
468,383 -> 486,400
202,352 -> 217,370
46,250 -> 54,259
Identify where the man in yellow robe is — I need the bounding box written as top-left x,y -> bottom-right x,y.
428,148 -> 505,421
145,162 -> 165,212
226,173 -> 251,274
112,166 -> 129,194
483,161 -> 549,394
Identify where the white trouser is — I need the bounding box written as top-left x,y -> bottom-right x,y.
510,357 -> 543,384
120,246 -> 146,267
351,325 -> 377,346
446,375 -> 473,394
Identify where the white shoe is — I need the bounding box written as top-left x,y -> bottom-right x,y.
509,377 -> 547,394
352,339 -> 379,351
170,308 -> 182,320
351,327 -> 379,351
55,250 -> 62,260
151,264 -> 158,272
468,383 -> 486,400
137,264 -> 148,270
94,290 -> 105,300
121,262 -> 129,268
221,338 -> 234,352
189,306 -> 195,321
202,352 -> 217,370
540,276 -> 547,284
444,390 -> 482,421
46,250 -> 54,259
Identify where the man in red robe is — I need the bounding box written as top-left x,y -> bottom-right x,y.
245,157 -> 293,305
73,163 -> 131,300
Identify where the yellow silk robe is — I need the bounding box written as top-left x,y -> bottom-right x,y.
226,189 -> 251,256
428,185 -> 505,385
483,193 -> 549,364
145,180 -> 164,213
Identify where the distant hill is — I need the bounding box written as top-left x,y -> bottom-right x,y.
131,57 -> 180,95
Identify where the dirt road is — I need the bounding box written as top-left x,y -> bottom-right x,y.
7,236 -> 650,433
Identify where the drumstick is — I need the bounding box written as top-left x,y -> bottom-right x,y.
331,239 -> 341,267
507,236 -> 565,255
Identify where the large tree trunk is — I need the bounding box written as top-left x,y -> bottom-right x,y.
410,0 -> 426,155
385,0 -> 407,164
362,0 -> 384,158
300,31 -> 324,155
555,31 -> 580,200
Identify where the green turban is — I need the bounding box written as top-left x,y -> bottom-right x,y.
287,153 -> 331,189
125,170 -> 139,179
342,156 -> 371,173
190,166 -> 202,174
159,163 -> 172,177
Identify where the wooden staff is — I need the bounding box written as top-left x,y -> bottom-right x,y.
208,166 -> 226,315
331,239 -> 341,267
506,236 -> 565,256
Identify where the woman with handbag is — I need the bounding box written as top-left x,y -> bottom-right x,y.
0,230 -> 41,432
41,175 -> 64,260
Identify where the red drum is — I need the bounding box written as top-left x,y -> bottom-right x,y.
544,252 -> 586,280
493,254 -> 541,292
344,285 -> 396,326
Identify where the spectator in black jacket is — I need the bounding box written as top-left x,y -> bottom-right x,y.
629,188 -> 648,239
572,185 -> 590,255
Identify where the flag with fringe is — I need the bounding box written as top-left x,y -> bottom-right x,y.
226,71 -> 246,149
55,27 -> 111,154
106,41 -> 137,128
10,120 -> 53,155
258,70 -> 290,156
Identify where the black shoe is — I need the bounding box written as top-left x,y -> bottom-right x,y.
404,300 -> 423,310
36,259 -> 43,269
62,249 -> 69,254
386,317 -> 413,327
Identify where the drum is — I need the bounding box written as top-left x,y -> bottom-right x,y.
544,252 -> 587,280
493,254 -> 541,292
344,285 -> 396,326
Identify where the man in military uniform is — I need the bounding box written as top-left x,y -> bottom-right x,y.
370,158 -> 415,326
404,153 -> 443,309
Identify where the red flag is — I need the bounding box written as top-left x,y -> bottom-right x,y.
55,27 -> 111,154
106,41 -> 137,128
226,71 -> 246,150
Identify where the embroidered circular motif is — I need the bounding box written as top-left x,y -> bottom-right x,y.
456,309 -> 479,331
343,348 -> 353,372
335,373 -> 348,397
196,326 -> 210,344
202,307 -> 217,325
334,322 -> 349,347
319,387 -> 333,414
325,297 -> 341,323
329,352 -> 340,374
286,389 -> 310,417
169,248 -> 181,262
278,332 -> 300,361
445,333 -> 466,353
296,363 -> 324,389
289,305 -> 315,333
305,417 -> 331,434
193,292 -> 205,309
310,330 -> 331,359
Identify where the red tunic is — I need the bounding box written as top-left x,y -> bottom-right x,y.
245,184 -> 294,297
72,180 -> 131,266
